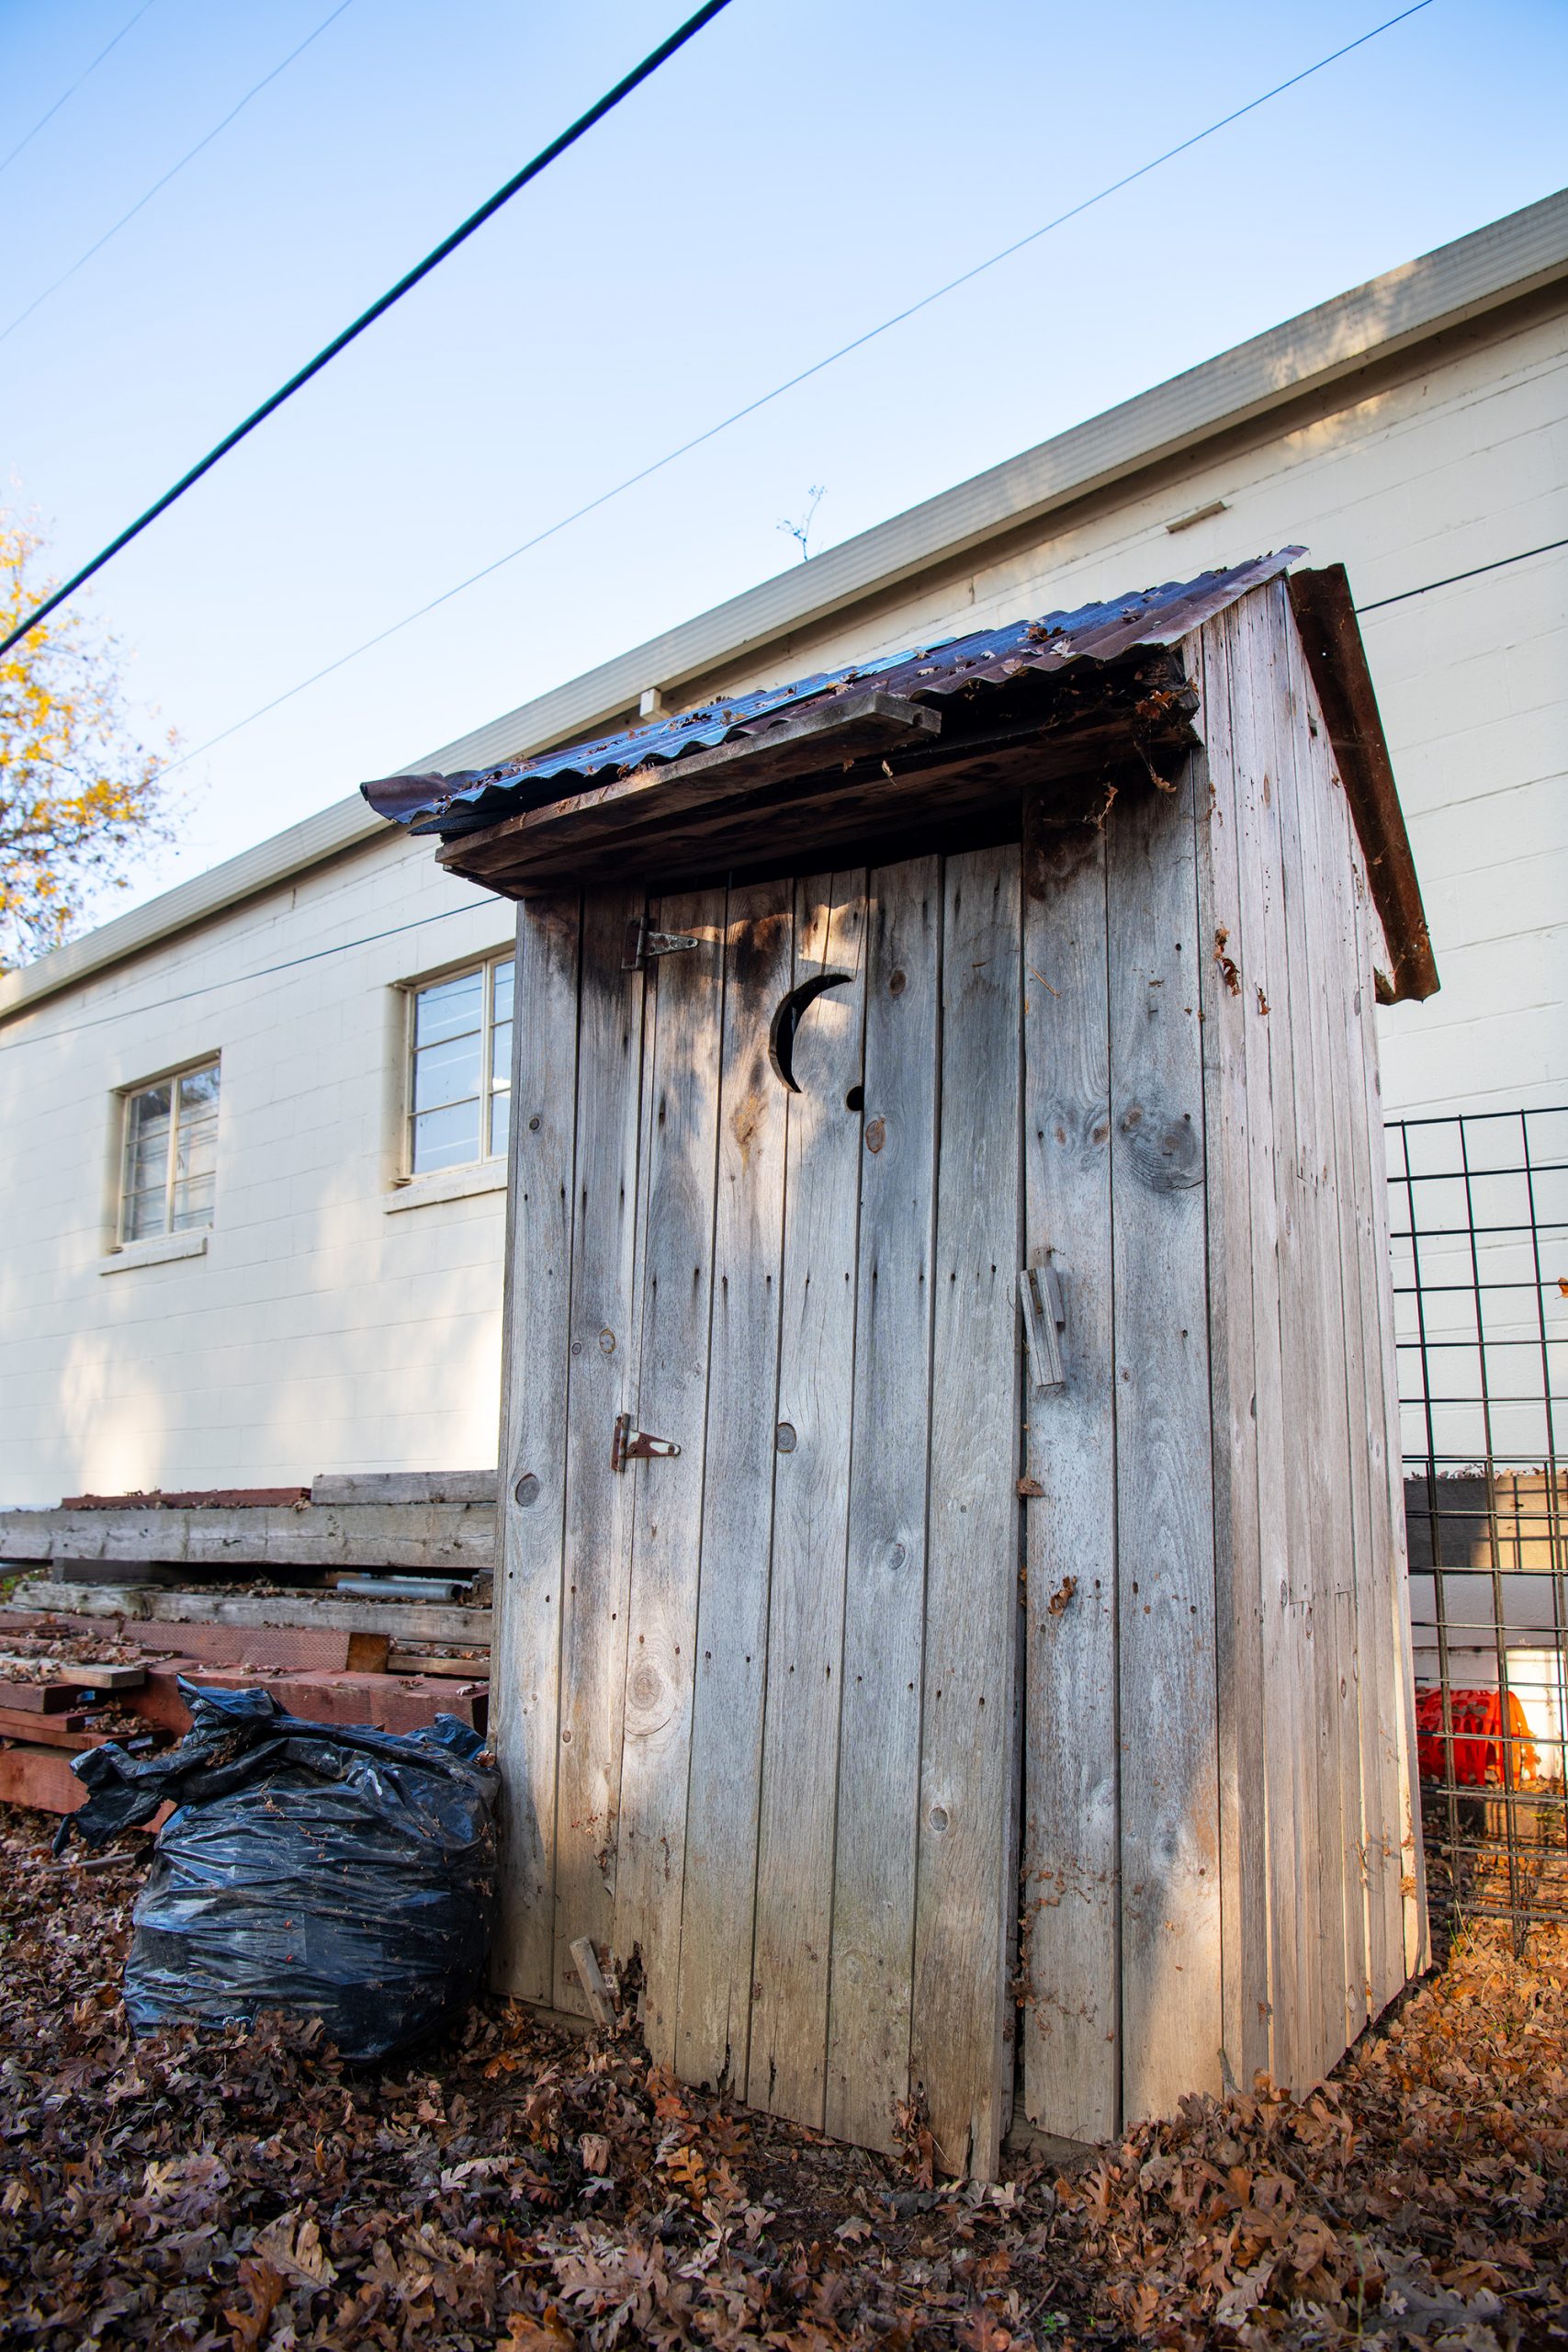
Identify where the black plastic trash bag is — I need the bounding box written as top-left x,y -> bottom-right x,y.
57,1680 -> 499,2061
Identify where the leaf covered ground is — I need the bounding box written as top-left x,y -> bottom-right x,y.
0,1806 -> 1563,2352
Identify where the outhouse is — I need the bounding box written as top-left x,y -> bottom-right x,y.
366,551 -> 1434,2177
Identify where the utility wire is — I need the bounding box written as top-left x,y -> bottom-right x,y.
0,0 -> 357,346
4,531 -> 1558,1050
1355,537 -> 1568,612
0,0 -> 736,662
0,0 -> 160,181
0,902 -> 488,1048
150,0 -> 1438,784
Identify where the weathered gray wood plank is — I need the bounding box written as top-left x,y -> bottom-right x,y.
1019,799 -> 1120,2143
910,843 -> 1022,2181
1190,618 -> 1270,2099
492,893 -> 581,2003
611,887 -> 728,2063
826,854 -> 941,2154
1319,754 -> 1400,2020
1108,763 -> 1224,2126
1271,593 -> 1351,2079
748,873 -> 868,2129
1,1500 -> 497,1573
675,878 -> 793,2092
1289,625 -> 1374,2048
1349,852 -> 1428,1980
552,888 -> 649,2016
1236,588 -> 1320,2094
6,1581 -> 491,1644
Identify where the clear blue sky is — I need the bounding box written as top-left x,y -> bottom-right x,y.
3,0 -> 1565,915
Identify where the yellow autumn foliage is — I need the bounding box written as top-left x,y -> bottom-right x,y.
0,513 -> 175,968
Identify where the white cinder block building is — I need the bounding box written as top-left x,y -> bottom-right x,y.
2,189 -> 1563,1505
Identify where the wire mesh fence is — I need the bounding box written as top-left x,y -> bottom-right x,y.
1389,1104 -> 1568,1946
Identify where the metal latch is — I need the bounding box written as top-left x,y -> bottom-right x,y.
623,915 -> 701,971
1019,1261 -> 1066,1393
611,1412 -> 682,1473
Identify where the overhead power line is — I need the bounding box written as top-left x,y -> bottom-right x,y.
0,0 -> 736,662
152,0 -> 1438,784
0,0 -> 160,181
0,0 -> 357,347
0,903 -> 487,1051
1355,537 -> 1568,612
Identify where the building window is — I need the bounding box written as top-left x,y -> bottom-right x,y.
408,955 -> 513,1175
119,1061 -> 220,1242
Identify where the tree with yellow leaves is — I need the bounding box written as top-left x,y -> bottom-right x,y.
0,513 -> 175,968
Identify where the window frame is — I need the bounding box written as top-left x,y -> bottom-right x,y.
116,1055 -> 222,1246
402,949 -> 514,1181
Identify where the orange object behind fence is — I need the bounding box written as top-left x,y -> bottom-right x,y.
1416,1685 -> 1539,1788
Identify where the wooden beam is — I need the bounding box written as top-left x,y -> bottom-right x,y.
439,692 -> 942,877
1286,566 -> 1437,1004
8,1580 -> 490,1645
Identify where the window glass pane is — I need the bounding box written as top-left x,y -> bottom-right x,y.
492,959 -> 514,1023
489,1086 -> 511,1162
491,1014 -> 513,1092
413,1031 -> 482,1113
171,1174 -> 216,1229
121,1188 -> 166,1242
414,969 -> 483,1047
412,1098 -> 482,1172
123,1087 -> 172,1236
178,1065 -> 220,1114
125,1133 -> 169,1197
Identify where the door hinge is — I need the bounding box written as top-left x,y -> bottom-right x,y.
623,914 -> 701,971
1020,1261 -> 1066,1393
611,1412 -> 682,1473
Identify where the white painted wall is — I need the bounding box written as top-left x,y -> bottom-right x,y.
0,832 -> 513,1502
1,288 -> 1562,1503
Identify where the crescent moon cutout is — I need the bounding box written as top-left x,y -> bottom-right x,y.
768,968 -> 853,1093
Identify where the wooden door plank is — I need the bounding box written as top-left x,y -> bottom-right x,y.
492,894 -> 581,2004
1189,618 -> 1270,2100
674,878 -> 794,2092
1107,763 -> 1224,2126
551,887 -> 649,2014
1019,800 -> 1119,2143
910,843 -> 1023,2182
826,854 -> 942,2154
748,873 -> 868,2129
610,887 -> 728,2063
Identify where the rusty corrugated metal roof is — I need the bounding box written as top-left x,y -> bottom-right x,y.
363,549 -> 1304,840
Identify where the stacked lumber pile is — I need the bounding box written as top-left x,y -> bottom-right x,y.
0,1473 -> 495,1815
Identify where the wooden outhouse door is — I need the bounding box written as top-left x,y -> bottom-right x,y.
494,843 -> 1025,2174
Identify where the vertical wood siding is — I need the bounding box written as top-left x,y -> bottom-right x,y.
1020,810 -> 1120,2144
493,585 -> 1421,2158
1021,582 -> 1421,2136
495,854 -> 1022,2175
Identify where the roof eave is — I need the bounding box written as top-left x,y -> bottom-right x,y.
1288,564 -> 1438,1004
